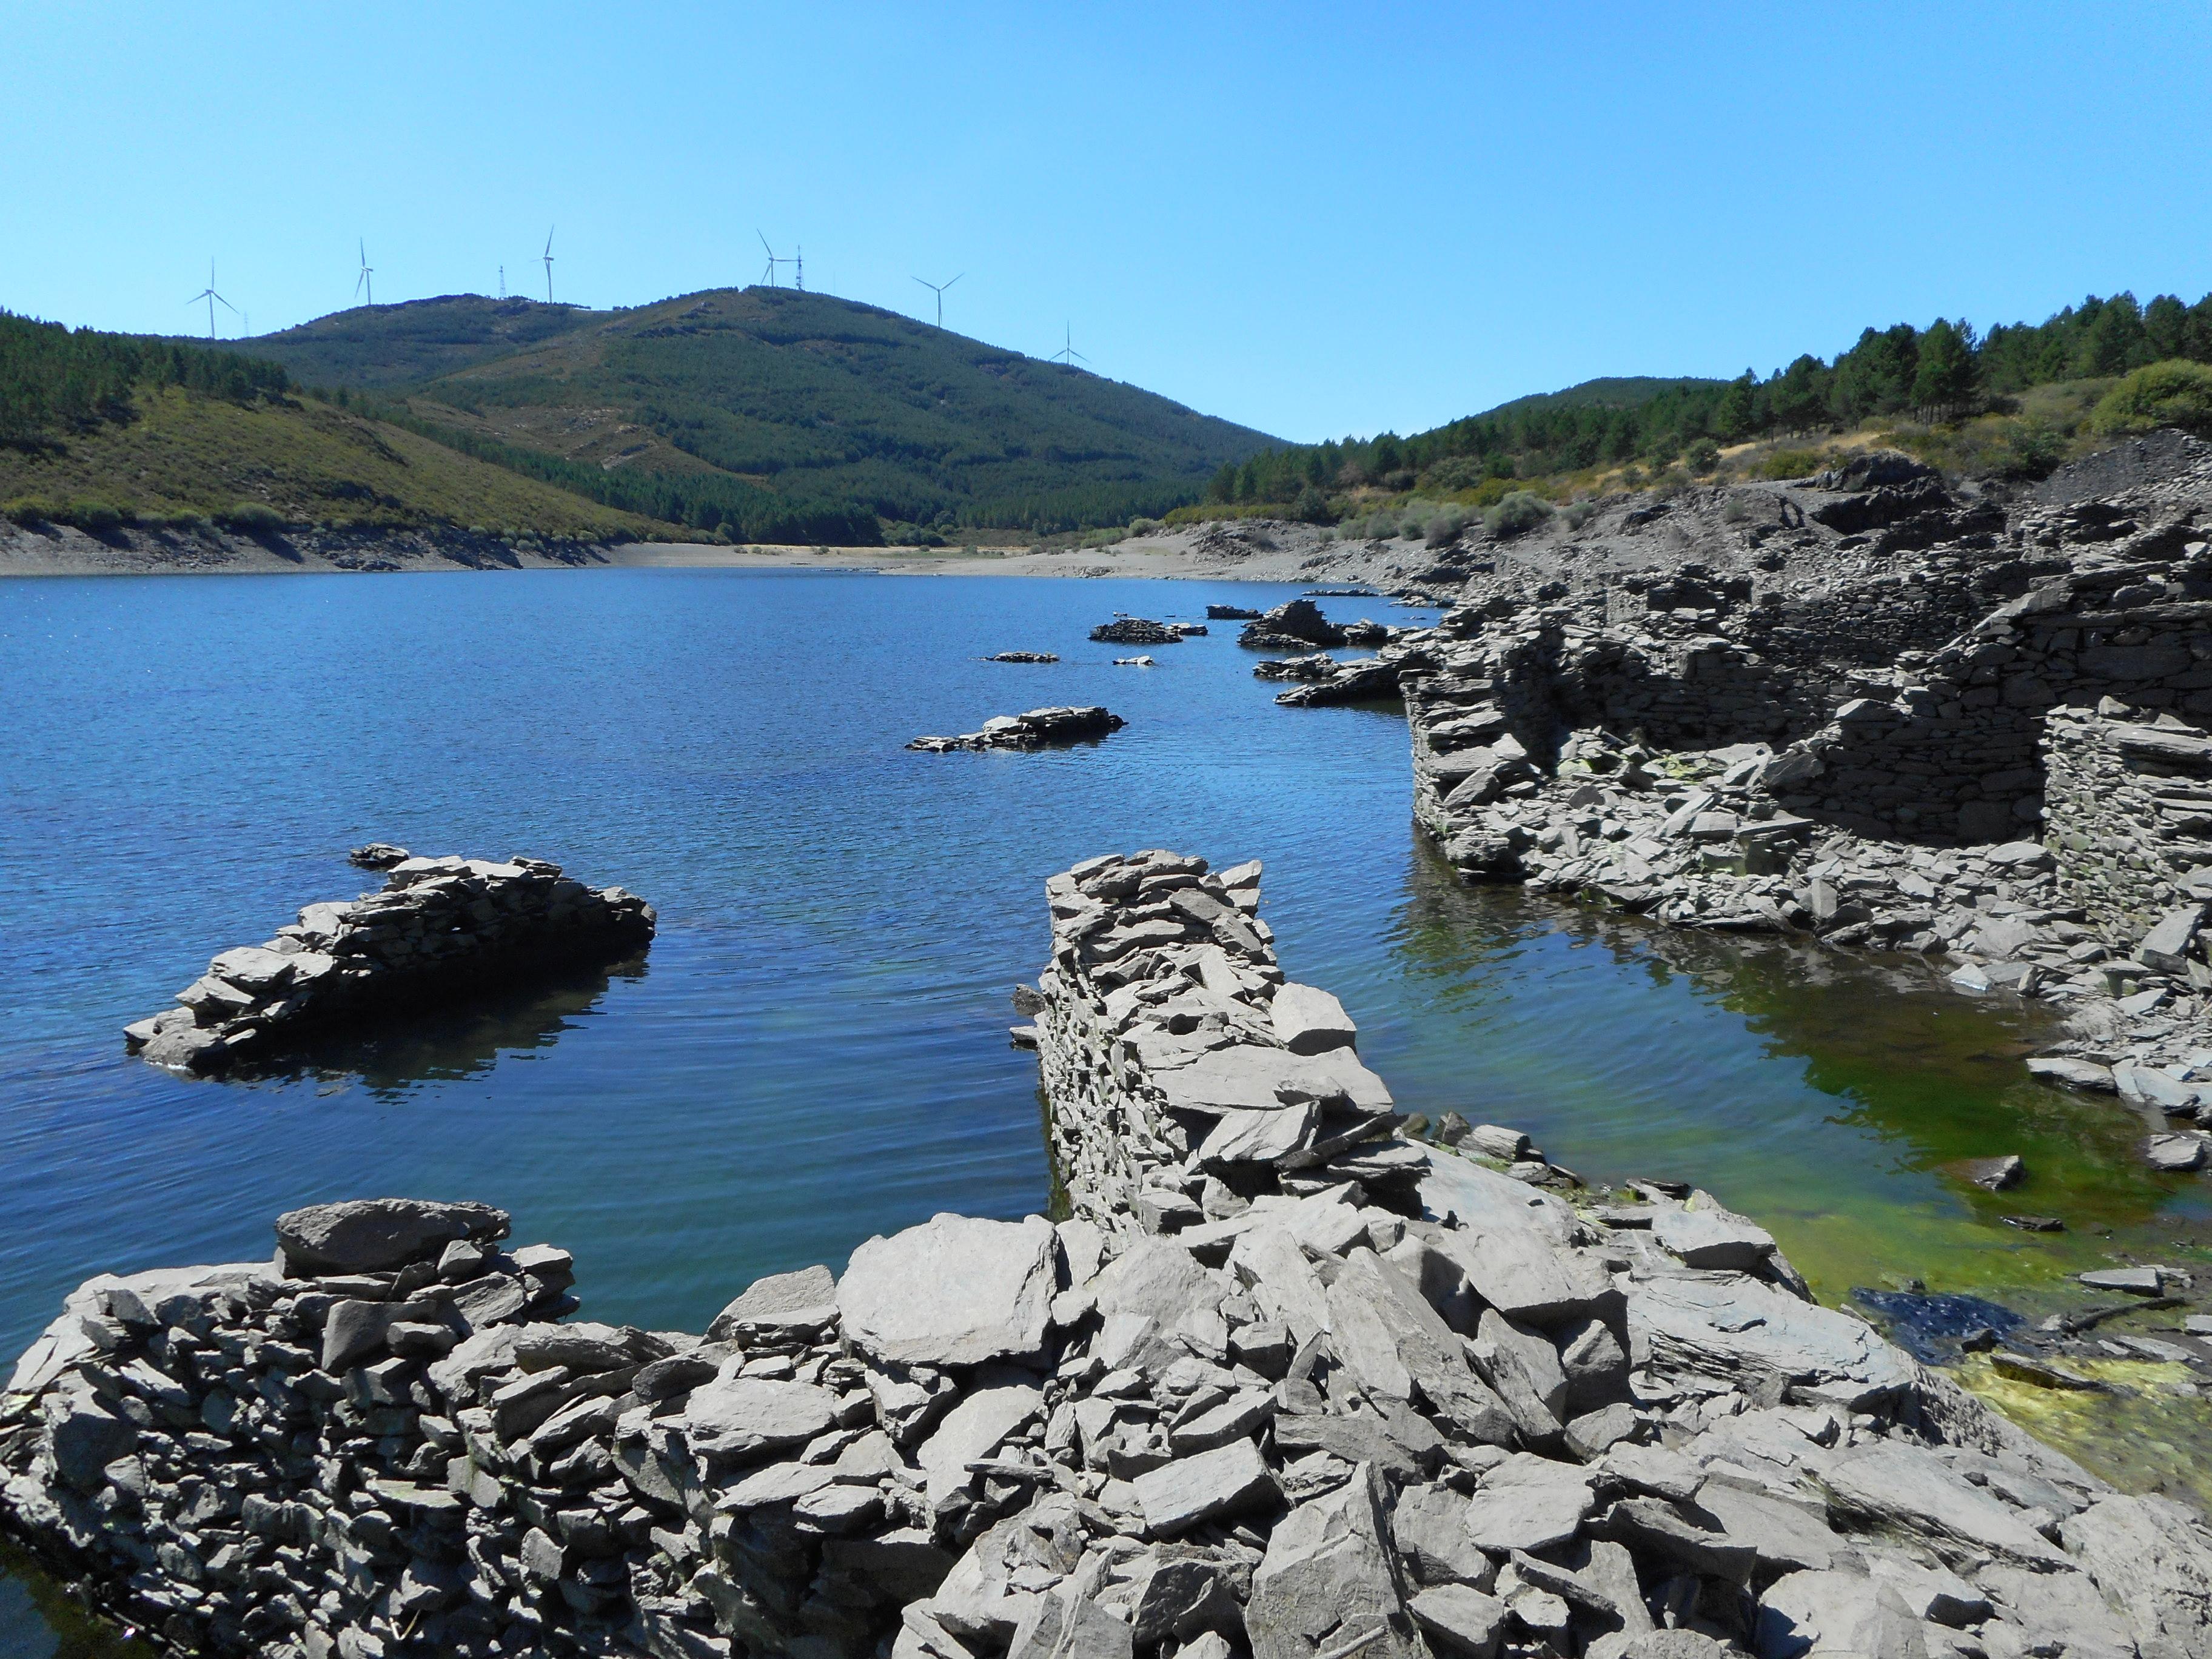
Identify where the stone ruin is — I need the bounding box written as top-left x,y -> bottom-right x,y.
908,708 -> 1127,753
124,852 -> 655,1076
8,852 -> 2211,1658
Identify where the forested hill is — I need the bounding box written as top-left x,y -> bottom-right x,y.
1213,289 -> 2212,510
233,288 -> 1278,540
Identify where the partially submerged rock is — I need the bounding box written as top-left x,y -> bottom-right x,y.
908,706 -> 1126,752
124,851 -> 655,1074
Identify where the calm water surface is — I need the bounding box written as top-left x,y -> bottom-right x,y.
2,569 -> 2208,1649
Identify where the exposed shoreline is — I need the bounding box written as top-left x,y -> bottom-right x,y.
0,517 -> 1455,589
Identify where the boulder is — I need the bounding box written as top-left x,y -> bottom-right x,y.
1649,1206 -> 1776,1270
274,1198 -> 511,1276
1270,984 -> 1358,1055
1131,1439 -> 1276,1537
708,1264 -> 839,1342
1246,1467 -> 1421,1659
839,1215 -> 1057,1367
682,1379 -> 840,1464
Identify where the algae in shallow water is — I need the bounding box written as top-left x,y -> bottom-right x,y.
1957,1352 -> 2212,1506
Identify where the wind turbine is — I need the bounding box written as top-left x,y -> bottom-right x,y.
759,231 -> 798,287
186,260 -> 238,340
541,227 -> 556,303
1051,323 -> 1088,369
355,240 -> 374,307
912,273 -> 963,328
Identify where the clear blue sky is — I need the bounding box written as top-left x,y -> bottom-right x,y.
7,2 -> 2210,443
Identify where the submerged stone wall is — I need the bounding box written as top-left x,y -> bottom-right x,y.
8,854 -> 2212,1659
125,852 -> 655,1074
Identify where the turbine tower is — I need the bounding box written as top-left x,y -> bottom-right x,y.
186,260 -> 238,340
355,240 -> 374,307
541,227 -> 556,303
758,232 -> 796,287
912,273 -> 963,329
1051,323 -> 1088,369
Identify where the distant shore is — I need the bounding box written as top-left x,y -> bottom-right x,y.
0,517 -> 1450,589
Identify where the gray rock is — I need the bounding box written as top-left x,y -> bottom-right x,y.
42,1385 -> 136,1492
1271,984 -> 1358,1055
2059,1493 -> 2212,1659
1407,1586 -> 1509,1658
320,1299 -> 393,1371
1005,1588 -> 1134,1659
2147,1133 -> 2208,1171
1649,1205 -> 1776,1270
682,1379 -> 840,1464
511,1321 -> 667,1373
1951,1155 -> 2025,1191
1326,1250 -> 1517,1443
1424,1219 -> 1612,1329
1247,1466 -> 1422,1659
1463,1454 -> 1594,1553
707,1264 -> 839,1342
1472,1309 -> 1568,1439
2079,1266 -> 2163,1293
1629,1272 -> 1913,1408
1754,1570 -> 1931,1659
275,1198 -> 510,1276
1820,1441 -> 2066,1569
2139,906 -> 2205,975
2027,1056 -> 2118,1091
1131,1438 -> 1275,1537
1091,1238 -> 1222,1372
1390,1483 -> 1495,1589
839,1215 -> 1057,1367
917,1378 -> 1043,1504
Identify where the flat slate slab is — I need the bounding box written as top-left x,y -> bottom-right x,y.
839,1214 -> 1057,1367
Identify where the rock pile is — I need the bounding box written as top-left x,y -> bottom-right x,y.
10,855 -> 2212,1658
122,853 -> 656,1076
1092,621 -> 1202,646
908,708 -> 1127,753
988,654 -> 1062,665
1235,602 -> 1393,655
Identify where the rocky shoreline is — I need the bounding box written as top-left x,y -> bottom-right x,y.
123,851 -> 655,1075
1252,435 -> 2212,1179
7,853 -> 2210,1658
0,518 -> 631,577
909,709 -> 1128,753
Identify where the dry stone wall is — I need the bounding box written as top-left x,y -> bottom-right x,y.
124,851 -> 655,1075
9,856 -> 2212,1659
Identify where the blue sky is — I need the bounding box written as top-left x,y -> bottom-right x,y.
7,2 -> 2210,442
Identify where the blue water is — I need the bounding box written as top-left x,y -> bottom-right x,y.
2,569 -> 2207,1649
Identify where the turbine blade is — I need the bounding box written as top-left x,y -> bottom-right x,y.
947,273 -> 963,289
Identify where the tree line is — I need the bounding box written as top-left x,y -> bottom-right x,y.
1210,289 -> 2212,510
0,311 -> 290,444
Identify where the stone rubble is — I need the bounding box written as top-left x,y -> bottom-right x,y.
1248,438 -> 2212,1171
1092,621 -> 1205,646
908,708 -> 1128,753
122,851 -> 655,1076
988,654 -> 1062,665
11,853 -> 2212,1658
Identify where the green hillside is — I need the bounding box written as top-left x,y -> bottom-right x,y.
236,287 -> 1278,539
0,310 -> 655,538
1208,287 -> 2212,514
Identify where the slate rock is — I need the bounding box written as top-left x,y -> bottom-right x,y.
1463,1454 -> 1594,1553
708,1264 -> 839,1342
1131,1438 -> 1275,1538
1271,983 -> 1358,1056
1407,1585 -> 1510,1658
275,1198 -> 511,1276
1247,1466 -> 1423,1659
682,1379 -> 840,1464
839,1214 -> 1057,1367
1649,1206 -> 1776,1270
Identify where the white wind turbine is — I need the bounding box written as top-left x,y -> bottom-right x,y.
355,240 -> 374,307
186,260 -> 238,339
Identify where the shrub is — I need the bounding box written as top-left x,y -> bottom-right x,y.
1126,517 -> 1162,536
1686,441 -> 1721,474
62,500 -> 128,532
1467,475 -> 1526,509
1563,498 -> 1598,531
2090,360 -> 2212,439
1423,506 -> 1469,547
1483,490 -> 1553,539
1994,420 -> 2068,480
1757,447 -> 1825,480
1290,485 -> 1333,524
216,501 -> 286,532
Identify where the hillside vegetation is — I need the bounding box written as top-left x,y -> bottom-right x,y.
235,288 -> 1276,543
1207,288 -> 2212,519
0,313 -> 655,539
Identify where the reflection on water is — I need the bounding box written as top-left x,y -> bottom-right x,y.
224,955 -> 647,1098
0,1538 -> 148,1659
